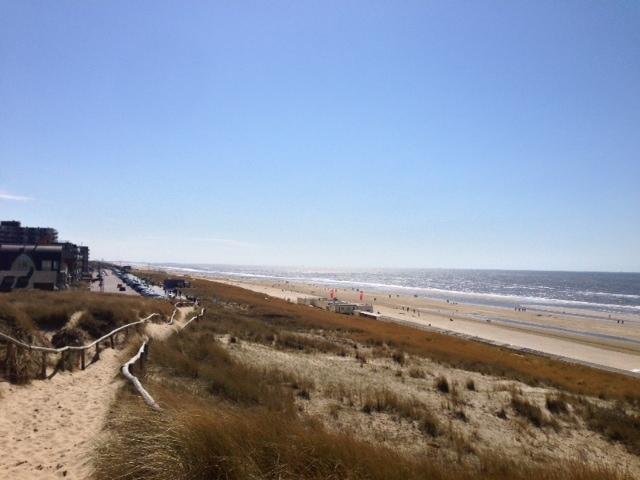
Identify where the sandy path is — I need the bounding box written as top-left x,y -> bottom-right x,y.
0,349 -> 123,479
145,306 -> 193,341
0,306 -> 193,480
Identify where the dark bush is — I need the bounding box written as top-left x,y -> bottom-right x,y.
546,395 -> 569,415
436,375 -> 450,393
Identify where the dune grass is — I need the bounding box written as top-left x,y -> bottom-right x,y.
581,403 -> 640,455
0,290 -> 173,383
151,329 -> 297,411
94,286 -> 635,480
97,391 -> 634,480
176,278 -> 640,403
0,290 -> 171,336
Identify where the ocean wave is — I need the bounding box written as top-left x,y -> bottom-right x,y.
574,291 -> 640,300
153,265 -> 640,314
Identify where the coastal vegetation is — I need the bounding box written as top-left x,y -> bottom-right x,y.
93,275 -> 640,479
143,274 -> 640,403
0,290 -> 172,383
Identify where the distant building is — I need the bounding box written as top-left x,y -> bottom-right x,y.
297,296 -> 373,316
327,301 -> 360,315
0,220 -> 89,292
1,245 -> 65,291
0,220 -> 58,244
79,246 -> 90,275
163,278 -> 191,290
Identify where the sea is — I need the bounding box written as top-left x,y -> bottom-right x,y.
152,264 -> 640,316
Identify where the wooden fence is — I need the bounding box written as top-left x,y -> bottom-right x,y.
0,313 -> 160,380
122,306 -> 206,410
0,301 -> 200,381
122,339 -> 159,410
0,301 -> 205,410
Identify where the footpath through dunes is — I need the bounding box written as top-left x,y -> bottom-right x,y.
0,305 -> 194,480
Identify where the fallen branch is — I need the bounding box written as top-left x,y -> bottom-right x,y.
122,338 -> 161,411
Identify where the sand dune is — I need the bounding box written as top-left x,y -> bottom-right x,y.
215,278 -> 640,374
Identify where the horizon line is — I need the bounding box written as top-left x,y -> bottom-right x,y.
99,260 -> 640,275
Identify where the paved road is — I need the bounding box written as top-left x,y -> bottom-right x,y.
90,269 -> 139,296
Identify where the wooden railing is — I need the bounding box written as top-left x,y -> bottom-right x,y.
1,313 -> 160,379
0,300 -> 205,410
122,339 -> 160,410
122,306 -> 206,410
181,307 -> 206,331
0,300 -> 199,380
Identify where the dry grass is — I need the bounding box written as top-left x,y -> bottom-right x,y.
581,403 -> 640,455
392,350 -> 407,365
436,375 -> 450,393
0,290 -> 171,336
360,388 -> 441,436
150,327 -> 309,411
275,331 -> 347,356
0,290 -> 172,383
95,360 -> 634,480
178,279 -> 640,403
545,394 -> 570,415
510,394 -> 558,430
92,273 -> 638,480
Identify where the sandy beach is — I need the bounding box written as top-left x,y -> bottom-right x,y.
208,277 -> 640,374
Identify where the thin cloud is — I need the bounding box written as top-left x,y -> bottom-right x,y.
190,237 -> 257,248
141,235 -> 256,248
0,192 -> 33,201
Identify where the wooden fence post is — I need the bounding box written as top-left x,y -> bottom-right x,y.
5,342 -> 17,381
95,342 -> 101,360
110,335 -> 115,349
81,349 -> 86,370
59,351 -> 66,371
41,352 -> 47,379
5,342 -> 14,379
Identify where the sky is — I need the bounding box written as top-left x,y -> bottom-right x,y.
1,1 -> 639,271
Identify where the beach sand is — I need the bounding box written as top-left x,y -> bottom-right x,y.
211,277 -> 640,374
0,306 -> 193,479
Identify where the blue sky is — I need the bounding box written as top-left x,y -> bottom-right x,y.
1,1 -> 639,271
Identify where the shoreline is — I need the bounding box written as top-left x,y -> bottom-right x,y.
196,275 -> 640,375
145,265 -> 640,317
